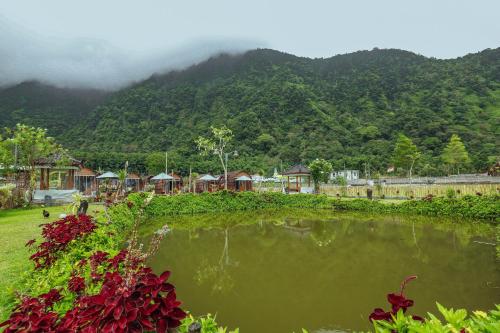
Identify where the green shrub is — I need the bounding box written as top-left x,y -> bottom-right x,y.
446,187 -> 456,199
3,202 -> 137,317
331,195 -> 499,221
137,191 -> 332,217
179,314 -> 239,333
371,303 -> 500,332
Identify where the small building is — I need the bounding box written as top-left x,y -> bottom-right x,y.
152,172 -> 183,194
282,164 -> 313,193
195,174 -> 218,193
75,167 -> 97,195
35,154 -> 81,190
331,170 -> 360,181
217,171 -> 253,191
126,173 -> 141,192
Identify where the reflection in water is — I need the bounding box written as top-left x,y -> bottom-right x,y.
141,210 -> 498,333
194,228 -> 236,294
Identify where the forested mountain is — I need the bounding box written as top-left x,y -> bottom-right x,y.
0,81 -> 108,138
1,48 -> 499,175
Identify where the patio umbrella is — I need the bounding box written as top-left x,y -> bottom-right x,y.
96,171 -> 118,179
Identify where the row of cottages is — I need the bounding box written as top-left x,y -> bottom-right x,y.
195,171 -> 253,193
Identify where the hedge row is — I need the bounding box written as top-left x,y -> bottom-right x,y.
133,191 -> 499,221
130,191 -> 332,216
331,195 -> 500,221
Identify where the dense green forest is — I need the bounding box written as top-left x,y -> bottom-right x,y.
1,48 -> 499,175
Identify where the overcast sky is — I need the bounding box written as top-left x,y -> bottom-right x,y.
1,0 -> 499,89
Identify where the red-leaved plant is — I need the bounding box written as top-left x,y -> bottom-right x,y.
369,275 -> 424,323
3,194 -> 186,332
0,261 -> 186,332
27,214 -> 96,269
0,289 -> 61,333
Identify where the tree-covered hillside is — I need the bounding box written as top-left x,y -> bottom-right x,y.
0,81 -> 108,138
1,48 -> 499,175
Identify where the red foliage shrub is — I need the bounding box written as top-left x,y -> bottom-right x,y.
28,215 -> 96,269
2,250 -> 186,333
369,275 -> 424,323
0,289 -> 61,333
59,268 -> 186,332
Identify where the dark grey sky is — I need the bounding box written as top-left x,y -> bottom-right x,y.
1,0 -> 499,89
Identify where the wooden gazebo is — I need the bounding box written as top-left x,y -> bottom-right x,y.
75,167 -> 96,195
36,155 -> 81,190
282,164 -> 312,193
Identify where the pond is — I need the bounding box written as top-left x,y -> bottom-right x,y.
139,210 -> 499,332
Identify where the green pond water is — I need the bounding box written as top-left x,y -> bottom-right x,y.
139,210 -> 499,333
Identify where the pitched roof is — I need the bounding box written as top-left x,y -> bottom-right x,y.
76,168 -> 96,177
216,170 -> 250,182
127,173 -> 141,180
282,164 -> 311,175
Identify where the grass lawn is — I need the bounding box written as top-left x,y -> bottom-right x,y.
0,204 -> 103,319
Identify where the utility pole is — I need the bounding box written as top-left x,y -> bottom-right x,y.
224,152 -> 228,190
189,165 -> 192,193
165,152 -> 168,174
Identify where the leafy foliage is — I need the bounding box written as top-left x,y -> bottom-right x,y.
441,134 -> 471,174
1,48 -> 499,175
138,191 -> 332,217
2,197 -> 187,332
308,159 -> 333,192
27,214 -> 96,269
392,134 -> 421,178
331,194 -> 500,220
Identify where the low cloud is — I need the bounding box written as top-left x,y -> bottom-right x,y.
0,19 -> 262,90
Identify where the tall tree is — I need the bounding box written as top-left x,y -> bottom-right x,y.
441,134 -> 470,175
393,134 -> 421,181
309,158 -> 333,193
9,124 -> 63,203
195,126 -> 234,190
0,135 -> 14,170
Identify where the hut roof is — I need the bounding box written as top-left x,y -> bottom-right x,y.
77,168 -> 96,177
235,175 -> 252,181
215,170 -> 250,182
127,173 -> 141,180
151,172 -> 174,180
97,171 -> 119,179
282,164 -> 311,176
35,152 -> 81,169
199,174 -> 217,181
